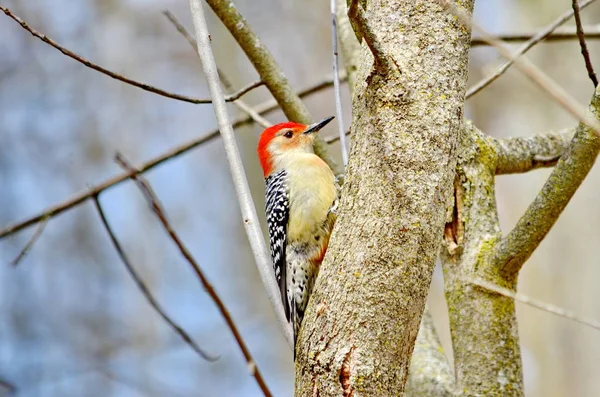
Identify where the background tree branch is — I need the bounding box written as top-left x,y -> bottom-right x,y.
204,0 -> 341,174
0,74 -> 345,241
466,0 -> 599,99
0,4 -> 263,105
188,0 -> 291,348
494,86 -> 600,276
93,194 -> 217,362
116,153 -> 273,396
494,128 -> 575,174
470,25 -> 600,46
442,122 -> 524,396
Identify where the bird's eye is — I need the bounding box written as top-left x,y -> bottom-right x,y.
283,131 -> 294,138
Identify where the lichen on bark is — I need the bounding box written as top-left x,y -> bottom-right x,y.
441,122 -> 524,396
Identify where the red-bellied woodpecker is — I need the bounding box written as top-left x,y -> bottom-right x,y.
257,116 -> 340,355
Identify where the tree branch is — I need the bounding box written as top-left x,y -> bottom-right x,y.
471,278 -> 600,332
188,0 -> 291,348
331,0 -> 349,165
466,0 -> 599,99
0,73 -> 344,240
9,216 -> 48,266
572,0 -> 598,87
296,0 -> 475,394
162,10 -> 234,90
162,10 -> 271,128
493,86 -> 600,276
406,310 -> 456,397
204,0 -> 341,174
116,154 -> 272,397
92,194 -> 217,362
335,4 -> 456,396
0,6 -> 263,105
494,128 -> 575,174
335,0 -> 361,94
443,0 -> 600,133
471,25 -> 600,46
441,122 -> 524,396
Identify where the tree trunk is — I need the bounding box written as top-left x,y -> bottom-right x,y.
295,1 -> 475,395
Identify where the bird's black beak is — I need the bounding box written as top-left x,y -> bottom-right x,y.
303,116 -> 334,135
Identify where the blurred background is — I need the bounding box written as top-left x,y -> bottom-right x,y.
0,0 -> 599,395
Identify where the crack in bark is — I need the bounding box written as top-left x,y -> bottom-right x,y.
444,178 -> 464,257
339,347 -> 355,397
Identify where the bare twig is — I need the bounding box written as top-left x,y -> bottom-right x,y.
162,10 -> 271,128
494,128 -> 575,174
331,0 -> 348,165
471,25 -> 600,46
230,100 -> 271,128
162,9 -> 234,91
115,153 -> 272,397
441,0 -> 600,134
466,0 -> 599,99
0,6 -> 263,104
163,10 -> 197,50
204,0 -> 341,175
92,194 -> 217,361
9,216 -> 48,266
325,129 -> 350,144
191,0 -> 292,351
0,73 -> 344,240
572,0 -> 598,87
471,278 -> 600,332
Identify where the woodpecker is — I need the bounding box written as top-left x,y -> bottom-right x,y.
257,116 -> 339,353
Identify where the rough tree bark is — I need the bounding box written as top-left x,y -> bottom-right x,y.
441,122 -> 524,396
295,1 -> 475,395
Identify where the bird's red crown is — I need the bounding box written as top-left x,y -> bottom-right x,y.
257,122 -> 306,177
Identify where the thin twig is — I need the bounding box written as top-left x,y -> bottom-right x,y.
466,0 -> 599,99
441,0 -> 600,134
231,100 -> 271,128
115,153 -> 272,397
325,129 -> 350,144
204,0 -> 341,175
188,0 -> 292,353
162,10 -> 271,128
572,0 -> 598,87
331,0 -> 348,165
162,9 -> 233,90
0,6 -> 263,104
471,25 -> 600,46
92,194 -> 217,362
9,216 -> 48,266
0,73 -> 344,240
471,279 -> 600,332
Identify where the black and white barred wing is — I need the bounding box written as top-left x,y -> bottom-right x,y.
265,170 -> 290,321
